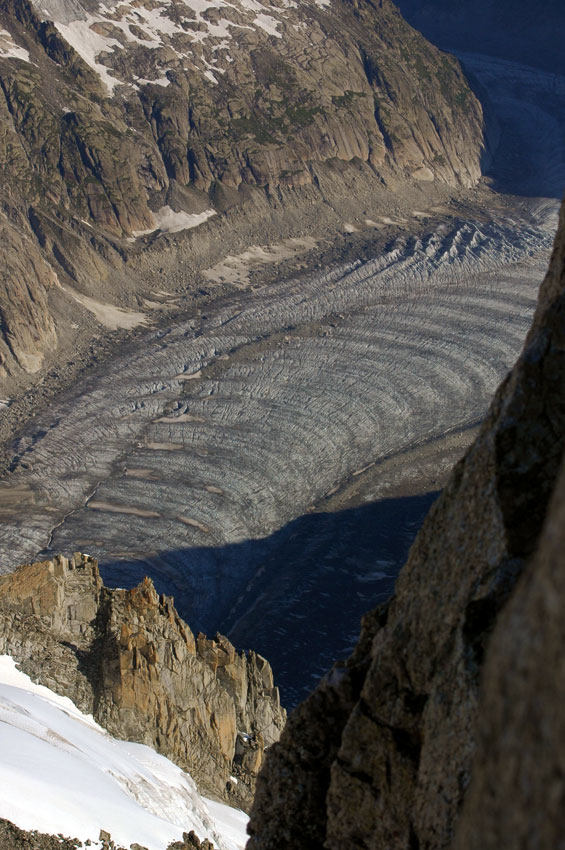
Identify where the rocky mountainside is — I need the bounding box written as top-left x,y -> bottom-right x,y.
0,821 -> 216,850
246,201 -> 565,848
396,0 -> 565,74
0,552 -> 286,811
0,0 -> 486,381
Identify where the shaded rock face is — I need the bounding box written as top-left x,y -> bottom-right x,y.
396,0 -> 565,75
0,214 -> 58,377
247,203 -> 565,848
453,457 -> 565,850
0,553 -> 286,810
452,214 -> 565,850
0,0 -> 486,377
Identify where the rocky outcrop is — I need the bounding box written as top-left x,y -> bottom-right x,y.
0,553 -> 286,810
452,455 -> 565,850
247,202 -> 565,847
169,832 -> 217,850
0,818 -> 83,850
0,214 -> 58,377
0,0 -> 487,378
0,820 -> 217,850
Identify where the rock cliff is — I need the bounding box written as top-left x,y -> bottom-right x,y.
0,552 -> 286,810
452,459 -> 565,848
247,201 -> 565,848
0,0 -> 487,379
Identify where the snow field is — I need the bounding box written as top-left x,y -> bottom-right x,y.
132,207 -> 217,238
0,28 -> 31,62
0,656 -> 248,850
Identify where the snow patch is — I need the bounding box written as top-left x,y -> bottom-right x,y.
0,656 -> 248,850
62,286 -> 149,329
253,13 -> 282,36
0,29 -> 31,62
203,236 -> 317,287
53,16 -> 122,92
204,798 -> 249,845
132,206 -> 217,237
136,75 -> 171,87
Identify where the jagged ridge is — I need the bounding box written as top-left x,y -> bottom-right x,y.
0,552 -> 286,811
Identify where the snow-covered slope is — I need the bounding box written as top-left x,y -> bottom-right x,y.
0,26 -> 30,60
31,0 -> 311,91
0,656 -> 248,850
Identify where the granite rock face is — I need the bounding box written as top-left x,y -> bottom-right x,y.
0,213 -> 58,377
247,203 -> 565,847
0,553 -> 286,810
452,216 -> 565,850
0,0 -> 486,377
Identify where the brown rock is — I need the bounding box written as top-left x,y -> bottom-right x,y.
0,818 -> 82,849
0,553 -> 286,809
453,413 -> 565,845
0,816 -> 209,849
168,831 -> 217,850
0,216 -> 58,376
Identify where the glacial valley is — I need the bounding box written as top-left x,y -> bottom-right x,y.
1,49 -> 564,707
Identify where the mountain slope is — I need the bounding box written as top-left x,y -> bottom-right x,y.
0,0 -> 486,381
246,201 -> 565,848
0,655 -> 248,850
